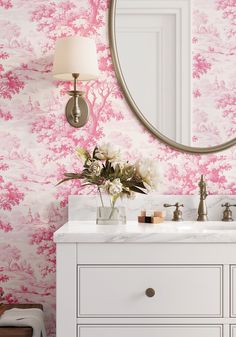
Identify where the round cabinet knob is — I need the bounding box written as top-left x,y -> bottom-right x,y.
145,288 -> 155,298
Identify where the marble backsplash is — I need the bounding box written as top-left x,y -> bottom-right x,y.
69,194 -> 236,222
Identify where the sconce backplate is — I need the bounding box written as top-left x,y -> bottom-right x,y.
65,96 -> 89,128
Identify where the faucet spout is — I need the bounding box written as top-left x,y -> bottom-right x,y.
197,175 -> 208,221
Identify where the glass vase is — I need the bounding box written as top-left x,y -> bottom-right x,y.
96,206 -> 126,225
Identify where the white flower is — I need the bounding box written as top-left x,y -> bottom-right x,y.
110,160 -> 124,170
96,143 -> 121,161
88,160 -> 102,176
122,162 -> 136,178
136,159 -> 159,190
105,178 -> 123,196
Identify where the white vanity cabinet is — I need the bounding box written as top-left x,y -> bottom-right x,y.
54,221 -> 236,337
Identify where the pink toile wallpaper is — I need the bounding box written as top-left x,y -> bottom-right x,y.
0,0 -> 235,335
192,0 -> 236,147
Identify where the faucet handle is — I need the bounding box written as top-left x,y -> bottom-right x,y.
221,203 -> 236,222
221,202 -> 236,208
163,203 -> 184,221
163,203 -> 184,208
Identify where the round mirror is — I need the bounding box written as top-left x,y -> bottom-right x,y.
109,0 -> 236,153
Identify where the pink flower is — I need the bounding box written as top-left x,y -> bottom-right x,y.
193,89 -> 201,98
0,181 -> 24,210
0,108 -> 13,120
0,0 -> 12,9
215,0 -> 236,37
0,71 -> 25,99
0,52 -> 9,59
0,220 -> 12,232
0,274 -> 9,282
193,53 -> 211,78
0,163 -> 8,171
20,286 -> 28,292
99,56 -> 113,72
4,293 -> 18,304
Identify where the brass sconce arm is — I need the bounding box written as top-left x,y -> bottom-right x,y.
71,73 -> 80,124
65,73 -> 89,128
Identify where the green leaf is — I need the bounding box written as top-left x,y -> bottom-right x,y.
56,177 -> 77,186
80,183 -> 93,188
132,181 -> 146,189
130,186 -> 147,194
124,180 -> 142,188
76,147 -> 90,162
64,173 -> 82,178
92,146 -> 98,159
114,164 -> 120,176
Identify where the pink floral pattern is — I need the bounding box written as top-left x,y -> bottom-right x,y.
192,0 -> 236,146
0,0 -> 12,9
0,0 -> 235,336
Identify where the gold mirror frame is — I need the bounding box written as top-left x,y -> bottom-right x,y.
108,0 -> 236,154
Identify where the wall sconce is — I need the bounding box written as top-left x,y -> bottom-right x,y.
52,36 -> 99,128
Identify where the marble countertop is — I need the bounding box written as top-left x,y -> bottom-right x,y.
54,221 -> 236,243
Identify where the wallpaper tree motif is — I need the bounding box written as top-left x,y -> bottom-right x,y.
192,0 -> 236,146
0,0 -> 235,335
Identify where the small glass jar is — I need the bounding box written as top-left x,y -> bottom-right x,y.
96,206 -> 126,225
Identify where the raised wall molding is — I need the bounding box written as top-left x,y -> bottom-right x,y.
116,0 -> 192,145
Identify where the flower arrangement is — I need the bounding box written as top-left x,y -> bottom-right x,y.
58,143 -> 159,208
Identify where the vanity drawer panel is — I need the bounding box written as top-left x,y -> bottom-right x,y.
78,265 -> 222,317
78,325 -> 223,337
231,266 -> 236,317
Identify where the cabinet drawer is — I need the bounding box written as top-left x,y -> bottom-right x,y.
78,325 -> 222,337
78,265 -> 222,317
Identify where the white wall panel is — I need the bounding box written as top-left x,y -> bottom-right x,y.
116,0 -> 191,144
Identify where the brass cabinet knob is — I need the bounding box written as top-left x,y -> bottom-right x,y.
145,288 -> 155,297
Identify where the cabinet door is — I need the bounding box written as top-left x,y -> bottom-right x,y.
231,266 -> 236,317
78,325 -> 222,337
231,325 -> 236,337
78,265 -> 222,317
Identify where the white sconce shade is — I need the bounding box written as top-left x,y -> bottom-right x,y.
52,36 -> 99,81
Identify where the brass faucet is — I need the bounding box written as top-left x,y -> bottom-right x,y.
221,203 -> 236,222
163,203 -> 184,221
197,175 -> 208,221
